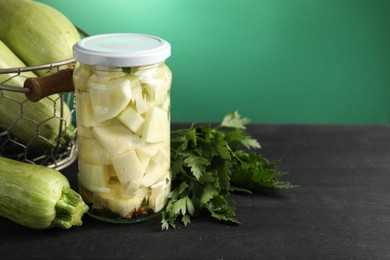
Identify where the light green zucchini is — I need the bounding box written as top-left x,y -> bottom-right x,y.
0,0 -> 80,75
0,156 -> 88,229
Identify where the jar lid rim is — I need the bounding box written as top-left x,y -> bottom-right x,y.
73,33 -> 171,67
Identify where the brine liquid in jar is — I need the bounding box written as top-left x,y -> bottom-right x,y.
72,33 -> 172,223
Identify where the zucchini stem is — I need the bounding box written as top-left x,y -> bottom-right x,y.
51,187 -> 89,229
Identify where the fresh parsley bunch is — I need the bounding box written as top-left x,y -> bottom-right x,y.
161,111 -> 295,230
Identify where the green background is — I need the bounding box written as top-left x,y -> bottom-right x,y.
37,0 -> 390,124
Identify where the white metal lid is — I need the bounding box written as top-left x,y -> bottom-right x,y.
73,33 -> 171,67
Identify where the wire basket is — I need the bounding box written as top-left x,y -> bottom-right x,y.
0,59 -> 78,170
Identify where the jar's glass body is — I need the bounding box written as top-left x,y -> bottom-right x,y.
73,62 -> 171,222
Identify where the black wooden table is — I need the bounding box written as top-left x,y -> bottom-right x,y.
1,123 -> 390,259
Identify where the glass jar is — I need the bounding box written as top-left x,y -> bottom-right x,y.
72,33 -> 172,223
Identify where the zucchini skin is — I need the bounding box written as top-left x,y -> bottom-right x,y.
0,0 -> 80,75
0,156 -> 88,229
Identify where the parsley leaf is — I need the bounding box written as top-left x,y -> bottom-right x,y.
161,111 -> 296,230
220,111 -> 251,129
183,155 -> 209,180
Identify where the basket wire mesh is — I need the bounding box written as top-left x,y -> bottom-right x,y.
0,59 -> 78,170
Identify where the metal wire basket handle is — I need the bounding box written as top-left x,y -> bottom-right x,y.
0,59 -> 75,98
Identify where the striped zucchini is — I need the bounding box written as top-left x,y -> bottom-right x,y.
0,156 -> 88,229
0,0 -> 80,75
